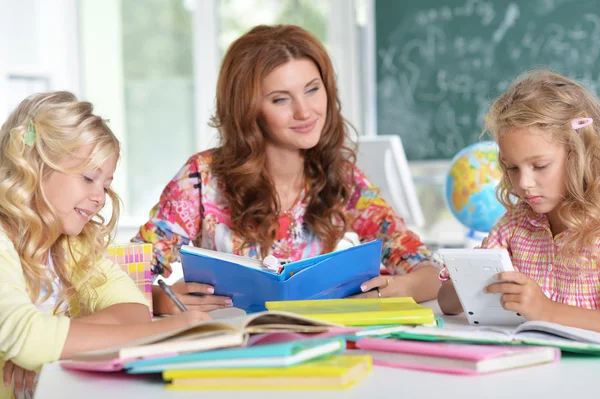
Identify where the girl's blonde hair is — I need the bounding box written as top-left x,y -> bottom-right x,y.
0,91 -> 120,309
484,69 -> 600,258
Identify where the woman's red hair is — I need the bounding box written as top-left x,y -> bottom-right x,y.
210,24 -> 356,256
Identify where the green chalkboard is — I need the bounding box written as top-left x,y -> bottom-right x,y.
375,0 -> 600,160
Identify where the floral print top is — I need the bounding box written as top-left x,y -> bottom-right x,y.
133,149 -> 438,277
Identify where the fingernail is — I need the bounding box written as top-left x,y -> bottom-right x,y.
3,380 -> 8,387
225,299 -> 233,306
360,285 -> 367,292
207,287 -> 214,294
483,287 -> 488,293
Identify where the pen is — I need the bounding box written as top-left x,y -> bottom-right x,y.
157,279 -> 188,312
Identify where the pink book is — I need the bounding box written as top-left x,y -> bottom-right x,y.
60,352 -> 177,372
355,338 -> 560,375
61,358 -> 129,372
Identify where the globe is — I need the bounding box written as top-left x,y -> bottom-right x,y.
444,141 -> 506,233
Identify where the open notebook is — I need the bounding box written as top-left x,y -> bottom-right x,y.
386,320 -> 600,354
60,311 -> 340,372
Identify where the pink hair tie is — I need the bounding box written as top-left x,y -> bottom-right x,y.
571,118 -> 593,130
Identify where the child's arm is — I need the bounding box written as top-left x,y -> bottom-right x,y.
437,210 -> 514,314
437,280 -> 464,315
59,310 -> 209,359
72,303 -> 151,324
543,302 -> 600,332
487,271 -> 600,332
74,255 -> 153,323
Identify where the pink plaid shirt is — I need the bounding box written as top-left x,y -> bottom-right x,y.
440,201 -> 600,310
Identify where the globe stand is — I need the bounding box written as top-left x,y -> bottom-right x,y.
464,229 -> 488,249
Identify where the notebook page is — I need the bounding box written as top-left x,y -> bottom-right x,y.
514,321 -> 600,345
407,325 -> 514,344
181,246 -> 273,272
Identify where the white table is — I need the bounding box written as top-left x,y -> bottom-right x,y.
35,301 -> 600,399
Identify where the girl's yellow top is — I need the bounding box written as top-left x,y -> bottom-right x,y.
0,229 -> 150,398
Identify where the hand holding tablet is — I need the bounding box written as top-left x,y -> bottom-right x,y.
437,248 -> 526,326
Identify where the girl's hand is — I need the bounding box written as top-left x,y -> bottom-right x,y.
485,271 -> 555,321
153,281 -> 232,315
349,275 -> 407,298
181,309 -> 213,326
160,308 -> 213,330
3,360 -> 35,394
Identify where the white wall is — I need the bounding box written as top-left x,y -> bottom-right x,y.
0,0 -> 80,121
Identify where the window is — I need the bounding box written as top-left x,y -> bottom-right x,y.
5,0 -> 462,248
218,0 -> 329,54
79,0 -> 360,243
0,0 -> 79,122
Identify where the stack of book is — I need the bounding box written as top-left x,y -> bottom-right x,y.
60,309 -> 377,390
60,297 -> 442,389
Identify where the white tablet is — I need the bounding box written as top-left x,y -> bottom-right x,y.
437,248 -> 526,326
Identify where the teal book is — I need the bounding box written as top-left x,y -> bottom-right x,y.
125,337 -> 346,374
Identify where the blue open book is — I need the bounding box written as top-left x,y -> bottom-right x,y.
181,239 -> 382,312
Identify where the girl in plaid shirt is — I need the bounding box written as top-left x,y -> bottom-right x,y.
438,70 -> 600,332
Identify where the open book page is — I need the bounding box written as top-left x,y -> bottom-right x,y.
280,239 -> 381,278
399,325 -> 514,344
71,322 -> 242,362
181,246 -> 269,272
395,322 -> 600,353
514,321 -> 600,347
231,311 -> 342,334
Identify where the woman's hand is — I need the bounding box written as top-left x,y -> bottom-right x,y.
350,265 -> 441,302
485,271 -> 554,321
153,281 -> 232,315
3,360 -> 35,395
350,275 -> 408,299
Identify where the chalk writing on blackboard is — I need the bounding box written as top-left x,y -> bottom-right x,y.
376,0 -> 600,160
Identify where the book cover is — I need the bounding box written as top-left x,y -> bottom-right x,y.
386,320 -> 600,354
125,337 -> 346,374
355,338 -> 559,375
180,240 -> 382,312
163,355 -> 372,390
265,297 -> 434,326
60,311 -> 341,372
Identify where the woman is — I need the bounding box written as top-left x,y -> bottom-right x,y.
134,24 -> 441,314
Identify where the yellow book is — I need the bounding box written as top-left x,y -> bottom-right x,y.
265,297 -> 434,326
164,355 -> 372,390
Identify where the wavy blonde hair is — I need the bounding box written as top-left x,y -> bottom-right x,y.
484,69 -> 600,259
0,91 -> 121,310
210,25 -> 356,256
